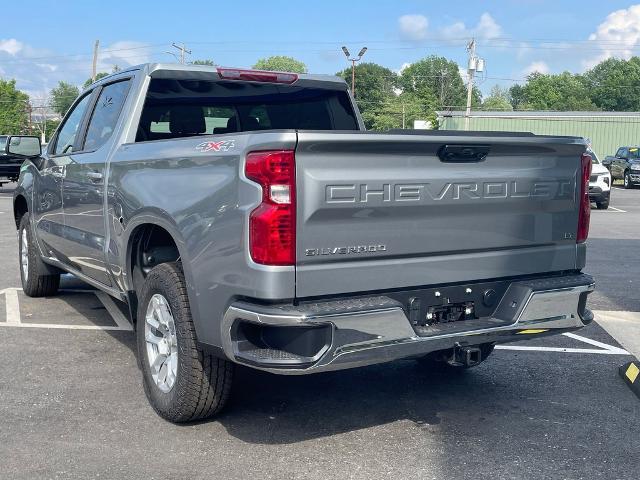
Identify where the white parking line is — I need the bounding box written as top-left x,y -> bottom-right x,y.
0,288 -> 21,325
608,206 -> 627,213
0,287 -> 132,331
495,345 -> 628,354
94,291 -> 133,331
496,331 -> 630,355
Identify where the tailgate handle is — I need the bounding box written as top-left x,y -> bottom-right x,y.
438,145 -> 490,163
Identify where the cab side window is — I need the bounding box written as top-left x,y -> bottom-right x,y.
53,93 -> 92,155
83,80 -> 131,151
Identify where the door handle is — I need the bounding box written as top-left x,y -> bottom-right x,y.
87,171 -> 103,182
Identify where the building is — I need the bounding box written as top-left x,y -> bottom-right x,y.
437,111 -> 640,159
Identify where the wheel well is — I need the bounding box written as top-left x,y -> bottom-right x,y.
13,195 -> 28,229
129,224 -> 181,294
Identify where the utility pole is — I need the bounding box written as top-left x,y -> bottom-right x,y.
464,38 -> 476,131
91,40 -> 99,82
464,38 -> 485,131
341,46 -> 367,97
171,43 -> 191,64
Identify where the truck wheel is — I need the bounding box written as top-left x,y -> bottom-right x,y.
18,214 -> 60,297
137,262 -> 233,422
416,343 -> 495,371
596,200 -> 609,209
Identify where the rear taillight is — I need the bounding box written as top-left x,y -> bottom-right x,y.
217,67 -> 298,84
577,153 -> 592,243
245,150 -> 296,265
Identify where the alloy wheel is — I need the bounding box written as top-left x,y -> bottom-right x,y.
144,294 -> 178,393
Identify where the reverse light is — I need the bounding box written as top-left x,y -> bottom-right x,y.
217,67 -> 298,84
577,153 -> 592,244
245,150 -> 296,265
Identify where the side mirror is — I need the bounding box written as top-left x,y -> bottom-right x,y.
7,136 -> 41,157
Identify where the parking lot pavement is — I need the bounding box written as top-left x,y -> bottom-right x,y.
1,183 -> 639,480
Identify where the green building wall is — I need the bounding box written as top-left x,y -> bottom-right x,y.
439,114 -> 640,160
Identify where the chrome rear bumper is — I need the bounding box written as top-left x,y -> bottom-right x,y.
220,273 -> 595,374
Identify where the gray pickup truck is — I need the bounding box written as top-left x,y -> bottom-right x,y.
13,63 -> 595,422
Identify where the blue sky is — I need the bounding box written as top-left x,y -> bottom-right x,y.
2,0 -> 640,101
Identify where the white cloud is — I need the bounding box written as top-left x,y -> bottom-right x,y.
398,62 -> 412,73
0,38 -> 24,56
0,39 -> 152,98
522,61 -> 550,76
439,13 -> 503,41
399,14 -> 428,41
583,4 -> 640,69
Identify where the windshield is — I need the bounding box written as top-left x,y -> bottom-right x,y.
629,147 -> 640,158
589,150 -> 600,164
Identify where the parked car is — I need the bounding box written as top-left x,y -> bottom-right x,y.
588,149 -> 611,209
13,64 -> 595,422
0,135 -> 41,185
604,146 -> 640,188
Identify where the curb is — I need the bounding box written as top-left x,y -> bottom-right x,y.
619,361 -> 640,399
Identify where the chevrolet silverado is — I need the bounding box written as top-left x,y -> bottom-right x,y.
13,64 -> 595,422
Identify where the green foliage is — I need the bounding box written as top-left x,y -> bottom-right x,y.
364,93 -> 438,130
0,79 -> 30,134
83,72 -> 109,89
482,85 -> 513,111
336,62 -> 398,129
192,59 -> 215,66
252,56 -> 307,73
511,72 -> 598,111
585,57 -> 640,111
400,56 -> 479,110
50,81 -> 80,116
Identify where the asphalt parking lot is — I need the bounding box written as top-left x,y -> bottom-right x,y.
0,182 -> 638,480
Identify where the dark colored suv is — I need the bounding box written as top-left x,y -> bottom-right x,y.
604,146 -> 640,188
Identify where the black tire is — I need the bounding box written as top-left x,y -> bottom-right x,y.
416,343 -> 495,371
18,214 -> 60,297
137,262 -> 233,422
624,171 -> 632,189
596,200 -> 609,209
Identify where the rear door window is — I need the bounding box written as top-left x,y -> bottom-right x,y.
83,80 -> 131,151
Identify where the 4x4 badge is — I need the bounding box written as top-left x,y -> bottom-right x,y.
196,140 -> 235,153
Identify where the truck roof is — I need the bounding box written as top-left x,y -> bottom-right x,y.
84,63 -> 348,90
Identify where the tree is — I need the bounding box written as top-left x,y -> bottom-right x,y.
585,57 -> 640,111
252,56 -> 307,73
336,62 -> 398,129
518,72 -> 597,111
0,79 -> 30,134
399,56 -> 480,110
365,92 -> 438,131
192,59 -> 215,66
482,85 -> 513,111
508,84 -> 530,110
83,72 -> 109,89
50,81 -> 80,116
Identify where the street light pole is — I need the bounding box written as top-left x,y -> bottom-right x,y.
341,46 -> 367,97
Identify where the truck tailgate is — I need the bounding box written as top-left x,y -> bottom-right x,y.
294,131 -> 586,298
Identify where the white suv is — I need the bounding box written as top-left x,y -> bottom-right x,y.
589,150 -> 611,209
